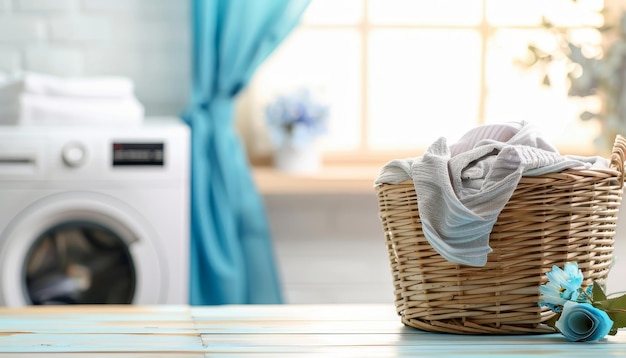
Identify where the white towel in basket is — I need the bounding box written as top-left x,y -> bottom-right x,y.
375,121 -> 608,266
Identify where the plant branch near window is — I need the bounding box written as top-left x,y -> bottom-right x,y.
523,3 -> 626,152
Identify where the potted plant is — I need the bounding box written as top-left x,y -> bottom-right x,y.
265,87 -> 329,174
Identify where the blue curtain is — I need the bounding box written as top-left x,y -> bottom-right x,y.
182,0 -> 310,305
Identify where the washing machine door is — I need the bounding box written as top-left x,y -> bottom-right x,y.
0,191 -> 164,306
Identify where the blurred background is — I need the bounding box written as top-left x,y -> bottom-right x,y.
0,0 -> 624,303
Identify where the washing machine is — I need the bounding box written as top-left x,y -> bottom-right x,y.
0,117 -> 189,305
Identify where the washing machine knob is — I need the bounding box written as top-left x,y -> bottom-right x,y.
62,142 -> 87,168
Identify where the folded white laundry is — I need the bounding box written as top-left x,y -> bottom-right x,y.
0,75 -> 22,104
0,103 -> 19,125
0,72 -> 144,126
19,93 -> 144,127
375,121 -> 609,267
0,83 -> 20,125
21,72 -> 135,99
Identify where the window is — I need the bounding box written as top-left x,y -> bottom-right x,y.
241,0 -> 606,165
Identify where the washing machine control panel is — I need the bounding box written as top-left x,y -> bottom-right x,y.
61,142 -> 87,168
112,143 -> 164,167
0,118 -> 189,184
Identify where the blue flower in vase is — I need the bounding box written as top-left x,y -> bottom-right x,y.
265,88 -> 329,150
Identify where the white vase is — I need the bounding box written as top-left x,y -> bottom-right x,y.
274,140 -> 321,174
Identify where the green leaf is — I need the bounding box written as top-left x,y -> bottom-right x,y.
579,111 -> 598,121
606,311 -> 626,331
541,16 -> 554,28
604,294 -> 626,310
595,292 -> 626,331
545,313 -> 560,329
593,281 -> 607,302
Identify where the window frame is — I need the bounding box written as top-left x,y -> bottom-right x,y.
240,0 -> 608,169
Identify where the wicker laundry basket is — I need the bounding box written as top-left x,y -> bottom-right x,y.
375,135 -> 626,334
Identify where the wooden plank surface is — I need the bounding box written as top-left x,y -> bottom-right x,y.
0,304 -> 624,357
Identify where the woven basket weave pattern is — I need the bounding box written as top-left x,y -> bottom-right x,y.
375,136 -> 626,334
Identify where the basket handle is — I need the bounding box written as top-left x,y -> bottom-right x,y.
610,135 -> 626,188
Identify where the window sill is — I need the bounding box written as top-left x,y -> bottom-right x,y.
250,141 -> 605,195
252,165 -> 381,194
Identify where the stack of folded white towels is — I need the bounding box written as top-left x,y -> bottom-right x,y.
0,72 -> 144,126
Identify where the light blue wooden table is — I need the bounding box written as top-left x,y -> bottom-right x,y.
0,304 -> 624,357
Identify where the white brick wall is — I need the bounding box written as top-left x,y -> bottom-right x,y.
0,0 -> 190,116
0,16 -> 46,42
16,0 -> 76,11
49,17 -> 110,42
0,48 -> 19,71
25,45 -> 84,76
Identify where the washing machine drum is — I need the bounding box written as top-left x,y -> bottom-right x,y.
0,192 -> 164,306
25,222 -> 135,305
